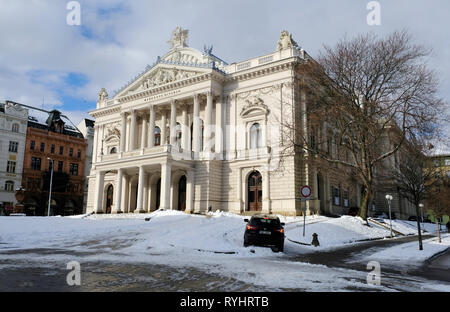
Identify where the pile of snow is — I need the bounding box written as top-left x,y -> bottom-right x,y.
285,216 -> 391,249
363,234 -> 450,262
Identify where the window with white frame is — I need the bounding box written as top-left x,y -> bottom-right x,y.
12,123 -> 19,133
5,181 -> 14,192
9,141 -> 18,153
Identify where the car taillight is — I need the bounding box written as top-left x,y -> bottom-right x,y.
247,225 -> 257,230
275,228 -> 284,233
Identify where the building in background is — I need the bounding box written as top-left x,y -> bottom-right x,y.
77,118 -> 95,213
19,106 -> 87,216
0,101 -> 28,213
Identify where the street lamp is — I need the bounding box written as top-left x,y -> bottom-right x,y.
419,203 -> 425,233
385,194 -> 394,238
47,157 -> 54,217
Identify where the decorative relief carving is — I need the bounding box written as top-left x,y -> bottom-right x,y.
240,97 -> 270,117
140,67 -> 201,90
235,84 -> 282,100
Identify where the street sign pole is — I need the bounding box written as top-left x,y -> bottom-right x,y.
300,186 -> 312,238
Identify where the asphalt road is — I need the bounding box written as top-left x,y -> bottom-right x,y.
0,235 -> 448,292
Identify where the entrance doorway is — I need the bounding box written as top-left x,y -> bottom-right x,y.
178,175 -> 187,211
248,171 -> 262,211
106,185 -> 113,214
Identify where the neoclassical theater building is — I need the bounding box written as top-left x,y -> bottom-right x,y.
87,28 -> 361,216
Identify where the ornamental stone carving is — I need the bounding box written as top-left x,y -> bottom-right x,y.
277,30 -> 298,51
167,26 -> 189,50
240,97 -> 270,117
140,67 -> 200,90
98,88 -> 109,102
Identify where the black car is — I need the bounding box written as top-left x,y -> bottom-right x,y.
243,215 -> 285,252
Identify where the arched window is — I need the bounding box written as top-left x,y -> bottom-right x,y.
154,126 -> 161,146
12,123 -> 19,133
110,147 -> 117,154
5,181 -> 14,192
250,123 -> 262,149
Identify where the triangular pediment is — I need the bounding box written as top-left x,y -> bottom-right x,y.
115,46 -> 227,98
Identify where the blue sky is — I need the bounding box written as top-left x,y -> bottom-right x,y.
0,0 -> 449,130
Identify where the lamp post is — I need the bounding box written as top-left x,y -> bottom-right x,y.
385,194 -> 393,238
419,203 -> 425,233
47,157 -> 54,217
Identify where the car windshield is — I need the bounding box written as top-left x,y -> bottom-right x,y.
250,218 -> 280,228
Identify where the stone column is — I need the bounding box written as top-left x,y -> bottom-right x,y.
262,168 -> 271,214
192,94 -> 200,153
170,100 -> 177,145
114,169 -> 123,213
122,174 -> 130,213
148,105 -> 156,148
215,94 -> 223,156
161,109 -> 167,145
237,168 -> 242,213
140,113 -> 148,149
182,105 -> 189,151
92,125 -> 99,164
204,91 -> 213,152
160,162 -> 172,210
130,110 -> 137,150
94,171 -> 105,213
120,112 -> 127,153
186,169 -> 195,213
135,166 -> 146,213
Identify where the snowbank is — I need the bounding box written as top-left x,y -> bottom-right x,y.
362,234 -> 450,263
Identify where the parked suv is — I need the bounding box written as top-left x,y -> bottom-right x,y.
243,215 -> 285,252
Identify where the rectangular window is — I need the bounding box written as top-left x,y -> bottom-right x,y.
69,148 -> 73,157
59,146 -> 64,155
445,158 -> 450,166
27,178 -> 33,190
343,191 -> 349,207
69,163 -> 79,176
333,187 -> 340,206
30,140 -> 35,150
40,143 -> 45,152
5,181 -> 14,192
74,184 -> 79,192
58,161 -> 63,172
7,161 -> 16,173
51,144 -> 55,154
77,149 -> 81,158
8,141 -> 18,153
31,157 -> 41,171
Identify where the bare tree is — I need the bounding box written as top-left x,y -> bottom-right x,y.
388,141 -> 442,250
426,173 -> 450,243
284,30 -> 444,220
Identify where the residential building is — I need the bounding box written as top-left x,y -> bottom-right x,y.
0,101 -> 28,212
77,118 -> 95,213
20,106 -> 87,216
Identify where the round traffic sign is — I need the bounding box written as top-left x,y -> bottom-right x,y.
301,186 -> 312,198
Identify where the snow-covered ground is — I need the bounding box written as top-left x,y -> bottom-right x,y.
0,211 -> 448,291
362,234 -> 450,263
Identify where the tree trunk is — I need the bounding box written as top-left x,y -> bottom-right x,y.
358,186 -> 371,221
415,203 -> 423,250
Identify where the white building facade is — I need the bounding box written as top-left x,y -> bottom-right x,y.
87,28 -> 345,216
0,101 -> 28,210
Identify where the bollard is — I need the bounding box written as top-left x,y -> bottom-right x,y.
312,233 -> 320,247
